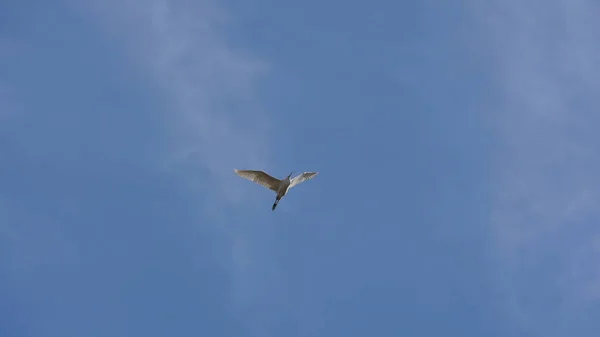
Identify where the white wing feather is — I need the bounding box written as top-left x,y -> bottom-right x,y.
234,169 -> 281,192
289,172 -> 319,188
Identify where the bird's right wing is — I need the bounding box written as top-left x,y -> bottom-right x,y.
289,172 -> 319,188
234,169 -> 281,192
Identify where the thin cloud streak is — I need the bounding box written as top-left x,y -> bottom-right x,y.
73,0 -> 272,192
471,0 -> 600,335
72,0 -> 281,332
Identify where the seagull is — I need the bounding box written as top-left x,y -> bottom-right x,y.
234,169 -> 319,211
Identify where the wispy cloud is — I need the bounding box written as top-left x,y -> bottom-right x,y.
72,0 -> 281,332
72,0 -> 272,190
470,0 -> 600,335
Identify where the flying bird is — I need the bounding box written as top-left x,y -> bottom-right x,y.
234,169 -> 319,210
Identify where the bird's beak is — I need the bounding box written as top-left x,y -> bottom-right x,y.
289,171 -> 294,178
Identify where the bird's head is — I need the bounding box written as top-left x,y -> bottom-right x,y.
287,171 -> 294,179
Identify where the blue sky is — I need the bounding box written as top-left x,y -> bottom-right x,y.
1,0 -> 599,336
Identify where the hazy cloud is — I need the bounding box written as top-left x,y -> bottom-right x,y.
470,0 -> 600,335
72,0 -> 272,192
71,0 -> 283,333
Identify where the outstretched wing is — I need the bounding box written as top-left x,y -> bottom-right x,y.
234,169 -> 281,192
289,172 -> 319,188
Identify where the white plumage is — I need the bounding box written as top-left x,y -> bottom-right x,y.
234,169 -> 318,211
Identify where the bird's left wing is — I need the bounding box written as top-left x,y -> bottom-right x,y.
289,172 -> 319,188
234,169 -> 281,192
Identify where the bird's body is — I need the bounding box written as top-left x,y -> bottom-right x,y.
276,175 -> 292,198
234,169 -> 318,210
